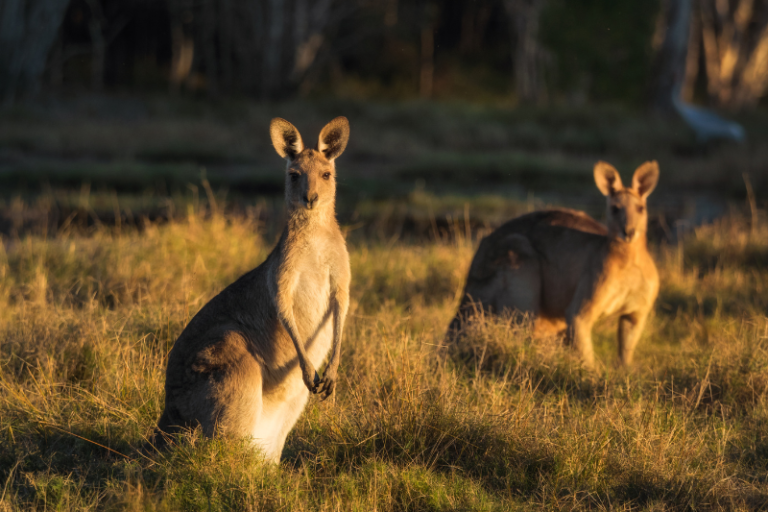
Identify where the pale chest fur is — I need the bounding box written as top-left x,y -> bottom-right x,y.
293,254 -> 334,367
279,228 -> 344,369
598,248 -> 658,318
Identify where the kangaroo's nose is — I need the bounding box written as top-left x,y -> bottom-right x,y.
303,193 -> 319,209
625,228 -> 635,240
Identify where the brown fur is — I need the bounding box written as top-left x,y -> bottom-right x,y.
151,117 -> 351,461
449,162 -> 660,367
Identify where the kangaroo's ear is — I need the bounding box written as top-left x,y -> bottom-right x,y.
270,118 -> 304,161
632,161 -> 659,199
317,117 -> 350,161
593,161 -> 623,197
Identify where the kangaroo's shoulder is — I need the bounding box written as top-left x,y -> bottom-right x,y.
169,244 -> 279,347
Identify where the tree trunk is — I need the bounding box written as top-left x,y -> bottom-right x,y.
682,1 -> 701,101
733,23 -> 768,106
291,0 -> 331,83
201,0 -> 218,96
419,2 -> 439,99
84,0 -> 105,92
650,0 -> 693,110
503,0 -> 545,103
0,0 -> 71,104
263,0 -> 285,98
226,0 -> 262,94
169,23 -> 194,91
713,0 -> 753,104
420,25 -> 434,98
698,0 -> 768,108
384,0 -> 397,27
219,0 -> 235,91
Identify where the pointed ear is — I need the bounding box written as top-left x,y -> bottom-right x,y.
317,117 -> 350,161
593,161 -> 623,197
632,161 -> 659,199
270,118 -> 304,161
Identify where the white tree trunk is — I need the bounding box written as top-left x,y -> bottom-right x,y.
503,0 -> 545,103
263,0 -> 285,97
651,0 -> 693,110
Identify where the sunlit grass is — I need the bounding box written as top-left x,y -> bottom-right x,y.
1,201 -> 767,510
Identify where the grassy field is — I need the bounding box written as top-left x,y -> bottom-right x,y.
0,192 -> 767,510
1,97 -> 767,510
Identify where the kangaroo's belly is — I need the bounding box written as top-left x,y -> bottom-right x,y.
293,268 -> 333,368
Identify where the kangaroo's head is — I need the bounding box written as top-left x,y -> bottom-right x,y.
594,161 -> 659,243
270,117 -> 350,214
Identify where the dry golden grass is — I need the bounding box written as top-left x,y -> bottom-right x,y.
0,201 -> 767,510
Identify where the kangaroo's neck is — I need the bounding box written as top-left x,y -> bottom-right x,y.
609,232 -> 648,259
285,204 -> 337,233
278,204 -> 340,256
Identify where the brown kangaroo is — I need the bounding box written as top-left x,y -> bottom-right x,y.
151,117 -> 351,461
448,161 -> 660,366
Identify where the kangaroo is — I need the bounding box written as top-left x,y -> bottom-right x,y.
448,161 -> 660,366
151,117 -> 351,461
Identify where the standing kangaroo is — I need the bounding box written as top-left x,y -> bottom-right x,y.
448,161 -> 660,366
152,117 -> 351,461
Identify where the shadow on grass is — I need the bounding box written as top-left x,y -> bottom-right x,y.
613,468 -> 768,510
285,397 -> 557,498
284,393 -> 768,510
448,313 -> 768,416
447,315 -> 606,405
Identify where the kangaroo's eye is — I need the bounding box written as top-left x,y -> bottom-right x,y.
637,205 -> 645,214
611,205 -> 620,215
322,172 -> 332,180
290,173 -> 300,182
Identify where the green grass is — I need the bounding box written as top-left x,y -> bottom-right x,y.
1,194 -> 767,510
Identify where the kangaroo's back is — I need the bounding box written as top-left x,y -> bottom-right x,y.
466,208 -> 607,281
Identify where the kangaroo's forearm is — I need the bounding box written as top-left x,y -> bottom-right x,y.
276,300 -> 312,370
327,307 -> 344,369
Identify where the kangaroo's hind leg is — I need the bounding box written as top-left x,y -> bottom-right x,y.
253,387 -> 310,462
160,328 -> 264,449
490,234 -> 542,321
465,234 -> 541,315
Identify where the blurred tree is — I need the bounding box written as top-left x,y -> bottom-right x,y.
694,0 -> 768,108
459,0 -> 493,54
503,0 -> 546,102
420,2 -> 438,98
650,0 -> 693,110
0,0 -> 70,104
2,0 -> 691,106
50,0 -> 165,92
169,6 -> 194,91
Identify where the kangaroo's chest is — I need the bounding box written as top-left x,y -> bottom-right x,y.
294,265 -> 331,316
599,257 -> 657,317
291,251 -> 334,362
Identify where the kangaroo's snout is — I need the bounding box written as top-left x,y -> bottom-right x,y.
303,192 -> 319,209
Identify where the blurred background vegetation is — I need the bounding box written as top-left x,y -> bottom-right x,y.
1,0 -> 768,237
3,0 -> 768,106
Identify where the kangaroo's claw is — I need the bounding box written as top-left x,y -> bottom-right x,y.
316,376 -> 335,400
